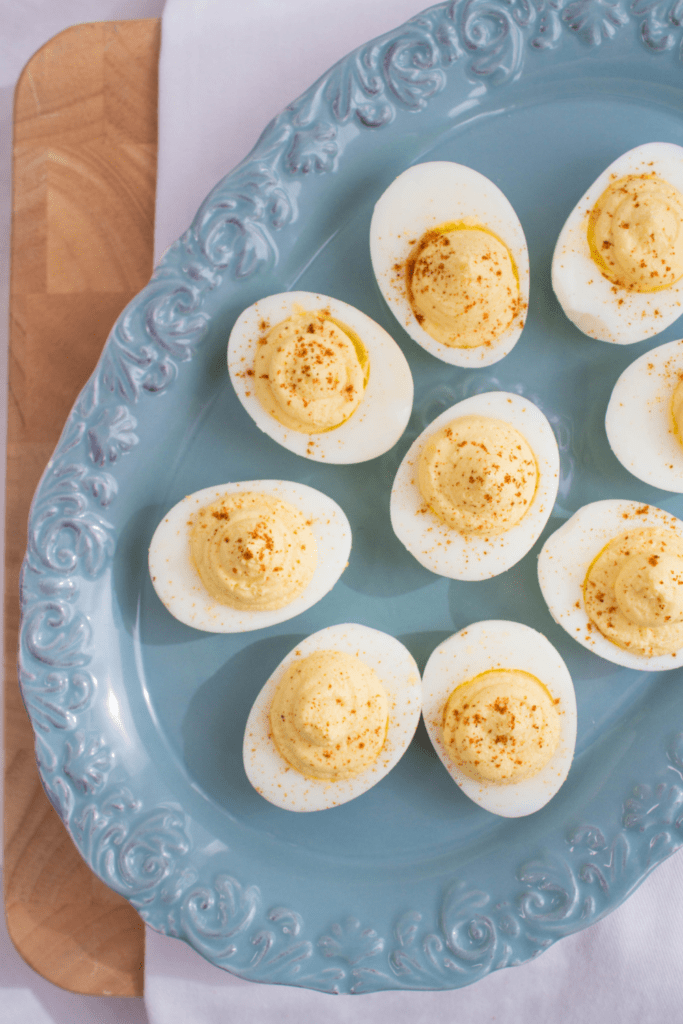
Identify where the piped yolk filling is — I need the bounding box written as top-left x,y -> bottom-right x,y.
442,668 -> 561,784
269,650 -> 389,780
417,415 -> 539,536
583,526 -> 683,657
587,174 -> 683,293
406,221 -> 520,349
189,491 -> 317,611
254,306 -> 369,434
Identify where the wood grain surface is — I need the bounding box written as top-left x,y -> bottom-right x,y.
6,19 -> 161,997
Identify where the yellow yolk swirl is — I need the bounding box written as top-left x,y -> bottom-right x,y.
406,223 -> 519,349
417,415 -> 538,535
254,307 -> 369,433
583,527 -> 683,656
672,378 -> 683,445
442,669 -> 561,784
269,650 -> 389,780
587,174 -> 683,292
189,492 -> 317,611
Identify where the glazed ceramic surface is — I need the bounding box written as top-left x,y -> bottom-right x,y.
19,0 -> 683,993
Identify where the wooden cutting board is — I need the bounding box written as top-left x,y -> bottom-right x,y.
6,18 -> 161,997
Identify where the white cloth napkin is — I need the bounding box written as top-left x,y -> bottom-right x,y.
153,0 -> 429,264
147,2 -> 683,1021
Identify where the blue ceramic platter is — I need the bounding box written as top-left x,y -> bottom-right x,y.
19,0 -> 683,994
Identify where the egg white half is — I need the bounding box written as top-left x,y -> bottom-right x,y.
243,623 -> 422,812
421,620 -> 576,817
606,338 -> 683,491
227,291 -> 413,464
538,499 -> 683,670
552,142 -> 683,344
370,161 -> 529,367
390,391 -> 560,581
148,480 -> 351,633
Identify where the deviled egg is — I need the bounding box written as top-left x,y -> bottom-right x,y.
228,291 -> 413,463
148,480 -> 351,632
390,391 -> 559,580
243,623 -> 421,811
606,338 -> 683,491
538,499 -> 683,669
552,142 -> 683,344
421,621 -> 576,817
370,161 -> 529,366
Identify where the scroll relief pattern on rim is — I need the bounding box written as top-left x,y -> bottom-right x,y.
28,737 -> 683,993
17,0 -> 683,993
